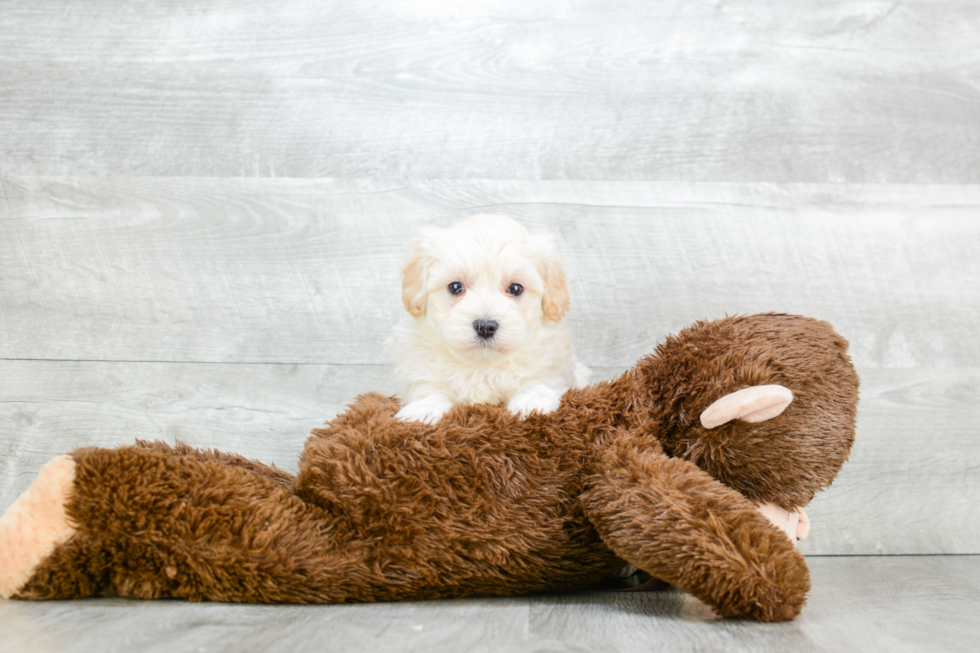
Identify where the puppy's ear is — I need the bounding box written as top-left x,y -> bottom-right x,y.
541,257 -> 571,322
401,239 -> 432,317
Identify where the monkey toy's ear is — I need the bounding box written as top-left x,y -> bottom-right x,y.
700,385 -> 794,430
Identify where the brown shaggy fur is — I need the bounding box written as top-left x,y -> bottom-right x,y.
7,314 -> 858,621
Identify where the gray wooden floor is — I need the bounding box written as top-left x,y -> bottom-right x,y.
1,557 -> 978,653
2,0 -> 979,651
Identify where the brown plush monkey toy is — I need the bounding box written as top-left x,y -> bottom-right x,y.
0,313 -> 858,622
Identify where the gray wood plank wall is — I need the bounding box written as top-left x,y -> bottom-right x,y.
2,0 -> 979,570
2,1 -> 979,182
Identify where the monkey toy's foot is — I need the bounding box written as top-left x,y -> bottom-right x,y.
0,455 -> 77,598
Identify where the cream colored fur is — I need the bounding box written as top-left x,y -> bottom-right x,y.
388,214 -> 590,424
0,454 -> 76,598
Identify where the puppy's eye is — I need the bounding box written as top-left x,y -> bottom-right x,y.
448,281 -> 465,295
507,283 -> 523,296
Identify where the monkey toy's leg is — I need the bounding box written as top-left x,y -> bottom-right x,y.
0,445 -> 379,603
133,439 -> 297,489
581,432 -> 810,622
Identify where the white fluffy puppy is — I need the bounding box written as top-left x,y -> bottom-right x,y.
387,214 -> 590,425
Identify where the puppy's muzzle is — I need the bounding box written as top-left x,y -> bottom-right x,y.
473,318 -> 499,340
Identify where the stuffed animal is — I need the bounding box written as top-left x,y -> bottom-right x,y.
0,313 -> 858,622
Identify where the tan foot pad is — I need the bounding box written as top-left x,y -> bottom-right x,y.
0,455 -> 77,598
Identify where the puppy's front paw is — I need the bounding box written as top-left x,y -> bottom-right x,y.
508,385 -> 562,418
395,394 -> 454,425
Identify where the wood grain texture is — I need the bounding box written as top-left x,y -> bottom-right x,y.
0,361 -> 393,507
800,369 -> 980,555
0,556 -> 977,652
1,1 -> 978,181
2,177 -> 978,368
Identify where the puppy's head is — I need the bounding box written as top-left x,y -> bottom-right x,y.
401,214 -> 570,358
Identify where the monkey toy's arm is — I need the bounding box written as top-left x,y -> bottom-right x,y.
580,425 -> 810,622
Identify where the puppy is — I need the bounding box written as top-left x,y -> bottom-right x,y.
387,214 -> 590,425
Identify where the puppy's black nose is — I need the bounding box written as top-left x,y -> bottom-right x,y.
473,318 -> 499,339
